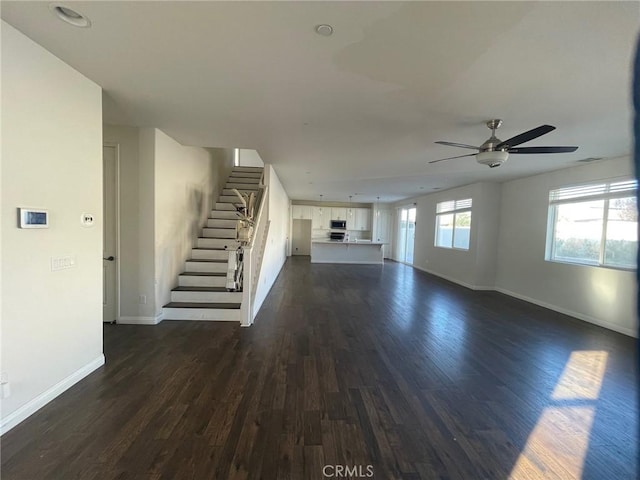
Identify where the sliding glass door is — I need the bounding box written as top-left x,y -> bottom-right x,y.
397,206 -> 416,264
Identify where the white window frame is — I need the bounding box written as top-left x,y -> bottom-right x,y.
545,178 -> 638,270
434,198 -> 472,250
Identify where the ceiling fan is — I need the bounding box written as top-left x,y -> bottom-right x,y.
430,119 -> 578,168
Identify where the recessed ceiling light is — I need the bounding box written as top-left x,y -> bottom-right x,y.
315,24 -> 334,37
50,3 -> 91,27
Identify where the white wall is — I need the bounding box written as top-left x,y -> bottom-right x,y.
254,165 -> 290,314
496,156 -> 637,336
137,128 -> 157,320
407,182 -> 502,289
154,129 -> 222,316
239,149 -> 265,167
207,147 -> 235,203
1,22 -> 104,433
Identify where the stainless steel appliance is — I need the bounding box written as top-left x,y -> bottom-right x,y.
329,231 -> 345,241
330,220 -> 346,229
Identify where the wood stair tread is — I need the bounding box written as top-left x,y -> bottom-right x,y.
187,259 -> 227,263
180,272 -> 227,276
163,302 -> 241,309
172,286 -> 231,292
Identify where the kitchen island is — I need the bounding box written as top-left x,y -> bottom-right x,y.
310,240 -> 384,264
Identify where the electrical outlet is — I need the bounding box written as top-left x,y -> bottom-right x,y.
139,295 -> 147,305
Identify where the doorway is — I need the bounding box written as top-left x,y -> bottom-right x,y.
397,206 -> 416,264
103,144 -> 119,323
291,219 -> 312,255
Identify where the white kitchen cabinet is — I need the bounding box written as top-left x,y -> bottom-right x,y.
292,205 -> 312,220
374,208 -> 393,258
346,208 -> 355,230
354,208 -> 371,231
312,206 -> 331,229
331,208 -> 347,221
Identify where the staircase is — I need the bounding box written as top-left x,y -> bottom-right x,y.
162,166 -> 264,321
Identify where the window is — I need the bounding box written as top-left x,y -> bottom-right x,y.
546,179 -> 638,269
435,198 -> 472,250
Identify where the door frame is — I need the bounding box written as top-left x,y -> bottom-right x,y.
103,142 -> 121,323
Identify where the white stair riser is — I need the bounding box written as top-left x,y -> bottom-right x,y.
163,307 -> 241,321
228,176 -> 261,183
185,261 -> 227,273
218,195 -> 241,203
233,167 -> 263,173
179,276 -> 226,287
196,238 -> 240,249
191,249 -> 229,260
210,210 -> 239,219
206,219 -> 238,228
215,202 -> 237,211
171,291 -> 242,303
224,185 -> 260,192
202,228 -> 236,239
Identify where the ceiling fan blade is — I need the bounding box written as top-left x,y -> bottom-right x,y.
429,153 -> 477,164
496,125 -> 556,149
508,146 -> 578,154
435,141 -> 480,150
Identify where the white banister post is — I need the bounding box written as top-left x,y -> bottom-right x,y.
240,246 -> 253,327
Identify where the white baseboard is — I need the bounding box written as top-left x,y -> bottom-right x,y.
495,287 -> 637,338
0,354 -> 105,435
413,265 -> 493,291
412,265 -> 636,338
118,313 -> 163,325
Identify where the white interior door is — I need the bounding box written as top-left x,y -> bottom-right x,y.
103,145 -> 118,322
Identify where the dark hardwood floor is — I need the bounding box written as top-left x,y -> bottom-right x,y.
1,257 -> 637,479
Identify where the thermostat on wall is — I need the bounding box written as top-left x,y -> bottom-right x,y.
18,208 -> 49,229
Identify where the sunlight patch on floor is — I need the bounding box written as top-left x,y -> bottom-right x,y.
552,351 -> 608,401
509,351 -> 608,479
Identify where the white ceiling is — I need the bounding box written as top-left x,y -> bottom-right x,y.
2,1 -> 638,203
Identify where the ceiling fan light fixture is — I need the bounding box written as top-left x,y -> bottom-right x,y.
476,150 -> 509,168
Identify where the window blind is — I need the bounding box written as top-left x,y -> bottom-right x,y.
549,179 -> 637,204
436,198 -> 472,213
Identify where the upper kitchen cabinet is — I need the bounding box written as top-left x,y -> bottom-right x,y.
292,205 -> 312,220
312,206 -> 331,229
331,208 -> 347,221
354,208 -> 371,231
